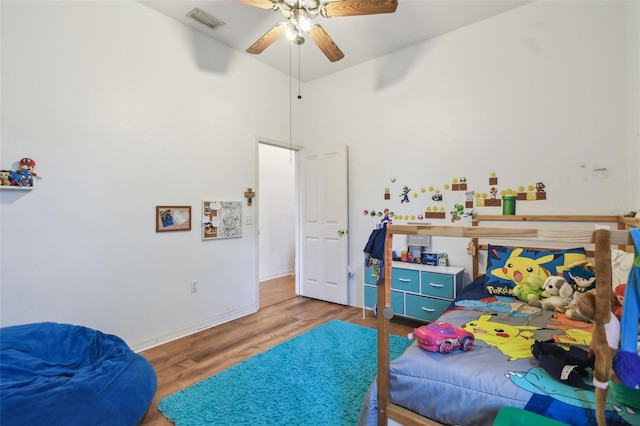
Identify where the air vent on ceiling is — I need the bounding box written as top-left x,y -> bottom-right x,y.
186,8 -> 225,31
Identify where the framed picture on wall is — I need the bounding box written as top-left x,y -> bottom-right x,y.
202,200 -> 242,240
156,205 -> 192,232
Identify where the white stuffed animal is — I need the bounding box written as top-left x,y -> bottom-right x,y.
529,276 -> 573,311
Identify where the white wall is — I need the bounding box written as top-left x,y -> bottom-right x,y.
258,143 -> 295,281
2,1 -> 638,348
626,1 -> 640,205
301,1 -> 640,306
0,1 -> 295,350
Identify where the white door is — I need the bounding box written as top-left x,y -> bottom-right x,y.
299,143 -> 349,305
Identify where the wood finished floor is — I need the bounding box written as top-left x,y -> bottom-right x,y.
138,276 -> 421,425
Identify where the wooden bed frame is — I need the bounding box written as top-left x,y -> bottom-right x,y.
375,215 -> 639,426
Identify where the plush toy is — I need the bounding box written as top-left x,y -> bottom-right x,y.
613,284 -> 626,320
511,273 -> 545,304
0,170 -> 11,186
9,170 -> 30,186
565,260 -> 597,321
574,229 -> 618,426
558,281 -> 576,308
529,276 -> 574,311
568,260 -> 597,294
7,157 -> 41,187
18,157 -> 38,178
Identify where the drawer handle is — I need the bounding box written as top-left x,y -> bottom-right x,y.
421,307 -> 436,312
429,283 -> 444,288
398,278 -> 412,282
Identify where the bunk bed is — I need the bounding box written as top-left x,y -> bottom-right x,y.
359,215 -> 639,426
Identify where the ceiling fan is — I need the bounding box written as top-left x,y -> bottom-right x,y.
235,0 -> 398,62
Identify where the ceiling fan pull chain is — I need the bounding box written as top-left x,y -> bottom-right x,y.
289,44 -> 293,161
298,44 -> 302,100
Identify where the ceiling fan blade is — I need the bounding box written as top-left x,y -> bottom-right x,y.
308,24 -> 344,62
246,22 -> 288,54
320,0 -> 397,17
234,0 -> 278,10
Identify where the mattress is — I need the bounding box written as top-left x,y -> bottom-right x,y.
358,277 -> 637,426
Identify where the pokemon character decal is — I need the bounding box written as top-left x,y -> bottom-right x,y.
545,313 -> 595,346
490,248 -> 586,288
461,314 -> 541,361
490,248 -> 555,287
507,367 -> 637,425
452,296 -> 596,347
486,246 -> 588,297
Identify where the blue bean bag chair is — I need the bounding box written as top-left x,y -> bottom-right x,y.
0,322 -> 157,426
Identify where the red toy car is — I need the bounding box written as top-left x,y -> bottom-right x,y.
413,321 -> 474,354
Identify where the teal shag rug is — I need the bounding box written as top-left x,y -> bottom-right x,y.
158,319 -> 412,426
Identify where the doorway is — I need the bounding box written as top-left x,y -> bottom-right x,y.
258,142 -> 297,308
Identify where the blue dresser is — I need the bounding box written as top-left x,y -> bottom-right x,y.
363,261 -> 464,322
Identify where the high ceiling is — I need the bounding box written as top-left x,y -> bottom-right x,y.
139,0 -> 533,82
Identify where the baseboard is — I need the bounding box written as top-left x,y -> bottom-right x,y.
131,304 -> 258,352
349,295 -> 364,309
259,270 -> 294,282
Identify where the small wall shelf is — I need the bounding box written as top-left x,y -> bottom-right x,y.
0,186 -> 34,191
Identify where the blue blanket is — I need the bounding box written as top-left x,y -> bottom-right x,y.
359,278 -> 639,425
1,322 -> 156,426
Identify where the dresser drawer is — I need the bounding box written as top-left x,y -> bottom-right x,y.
420,271 -> 454,299
363,284 -> 377,308
390,290 -> 405,316
363,285 -> 405,316
392,268 -> 420,293
364,265 -> 378,286
406,294 -> 450,322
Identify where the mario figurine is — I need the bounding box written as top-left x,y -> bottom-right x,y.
12,157 -> 40,186
18,158 -> 38,178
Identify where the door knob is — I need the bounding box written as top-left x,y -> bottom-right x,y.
338,229 -> 346,235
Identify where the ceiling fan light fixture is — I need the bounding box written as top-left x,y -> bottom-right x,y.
237,0 -> 397,61
297,15 -> 312,32
285,25 -> 305,45
300,0 -> 318,9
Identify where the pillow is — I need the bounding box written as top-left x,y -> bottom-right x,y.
611,249 -> 634,288
484,244 -> 587,296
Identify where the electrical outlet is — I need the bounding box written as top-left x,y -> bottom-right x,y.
190,280 -> 198,293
